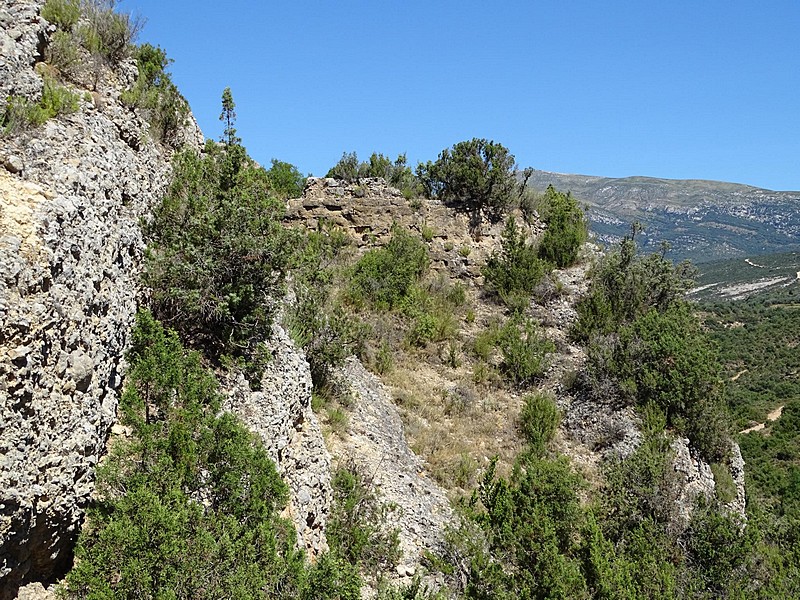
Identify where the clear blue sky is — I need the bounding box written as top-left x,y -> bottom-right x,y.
123,1 -> 799,191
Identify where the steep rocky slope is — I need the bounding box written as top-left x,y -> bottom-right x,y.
288,177 -> 746,533
0,1 -> 201,594
327,357 -> 453,580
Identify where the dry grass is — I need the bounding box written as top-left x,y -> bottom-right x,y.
372,282 -> 533,500
314,220 -> 599,502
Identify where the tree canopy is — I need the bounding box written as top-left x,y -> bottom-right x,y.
416,138 -> 518,226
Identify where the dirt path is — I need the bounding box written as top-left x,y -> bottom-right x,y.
730,369 -> 748,382
740,405 -> 785,434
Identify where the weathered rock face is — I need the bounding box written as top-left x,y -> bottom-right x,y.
222,323 -> 332,557
0,1 -> 201,594
0,1 -> 47,104
671,437 -> 747,528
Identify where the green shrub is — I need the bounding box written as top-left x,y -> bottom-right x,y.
458,455 -> 587,598
496,316 -> 554,386
1,76 -> 78,135
78,0 -> 141,64
416,138 -> 518,227
471,326 -> 498,362
45,29 -> 82,75
267,158 -> 306,198
402,285 -> 459,347
327,406 -> 349,433
121,43 -> 188,143
472,360 -> 494,385
289,299 -> 365,387
408,311 -> 437,346
286,222 -> 364,389
39,74 -> 79,115
536,185 -> 588,268
327,151 -> 360,181
349,227 -> 429,309
684,503 -> 753,595
62,312 -> 308,598
377,577 -> 447,599
600,406 -> 676,536
519,392 -> 560,455
518,186 -> 540,224
483,215 -> 549,304
572,228 -> 696,342
445,282 -> 467,307
41,0 -> 80,30
327,464 -> 401,580
421,222 -> 435,242
587,304 -> 730,462
144,137 -> 298,376
374,341 -> 394,374
326,151 -> 418,197
1,96 -> 47,135
711,462 -> 737,503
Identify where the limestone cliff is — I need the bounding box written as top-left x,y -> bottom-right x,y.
0,4 -> 338,595
0,1 -> 201,593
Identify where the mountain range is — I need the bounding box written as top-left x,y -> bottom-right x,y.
525,169 -> 800,263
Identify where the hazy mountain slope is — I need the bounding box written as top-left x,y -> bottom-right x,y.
526,169 -> 800,262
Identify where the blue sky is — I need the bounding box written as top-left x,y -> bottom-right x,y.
123,1 -> 799,191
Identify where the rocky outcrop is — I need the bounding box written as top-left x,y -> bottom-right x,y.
0,1 -> 201,594
670,437 -> 717,528
726,443 -> 747,521
328,358 -> 453,581
0,1 -> 47,104
287,177 -> 542,282
671,438 -> 746,528
222,323 -> 332,557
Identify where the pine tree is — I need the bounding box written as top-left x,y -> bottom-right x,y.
219,86 -> 241,146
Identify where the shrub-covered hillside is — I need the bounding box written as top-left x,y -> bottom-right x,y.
7,2 -> 800,598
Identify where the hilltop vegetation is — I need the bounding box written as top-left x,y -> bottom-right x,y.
15,3 -> 800,597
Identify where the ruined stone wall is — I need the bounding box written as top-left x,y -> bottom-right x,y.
287,176 -> 543,282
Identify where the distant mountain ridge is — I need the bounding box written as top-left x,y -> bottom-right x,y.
525,169 -> 800,263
